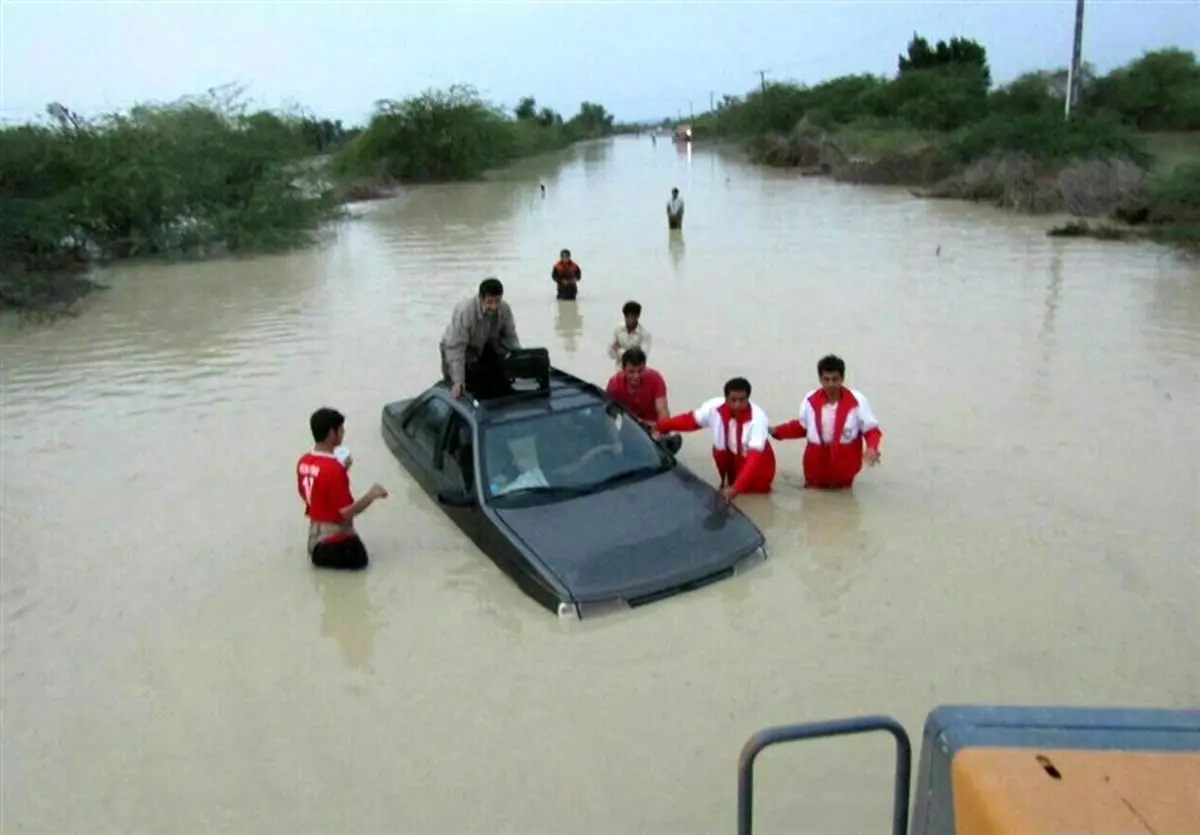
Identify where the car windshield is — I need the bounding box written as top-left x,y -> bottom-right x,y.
481,403 -> 668,503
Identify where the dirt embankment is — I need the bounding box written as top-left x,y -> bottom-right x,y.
913,155 -> 1147,216
750,129 -> 955,186
751,129 -> 1168,242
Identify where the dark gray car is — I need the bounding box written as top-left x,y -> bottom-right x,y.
380,359 -> 767,618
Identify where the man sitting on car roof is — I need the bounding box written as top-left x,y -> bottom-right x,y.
440,277 -> 522,400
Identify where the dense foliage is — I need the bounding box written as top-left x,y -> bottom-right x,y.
330,86 -> 615,183
695,39 -> 1200,162
0,86 -> 343,287
690,37 -> 1199,246
0,83 -> 615,309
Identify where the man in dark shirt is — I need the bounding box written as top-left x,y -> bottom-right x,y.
551,249 -> 582,301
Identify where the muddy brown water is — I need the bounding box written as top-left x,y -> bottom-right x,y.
2,137 -> 1198,835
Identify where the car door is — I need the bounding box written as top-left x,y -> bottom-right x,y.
399,395 -> 454,494
434,411 -> 485,542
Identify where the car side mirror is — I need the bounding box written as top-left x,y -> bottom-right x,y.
437,487 -> 477,508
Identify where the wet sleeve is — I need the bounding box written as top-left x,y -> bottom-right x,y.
856,394 -> 882,450
499,306 -> 521,351
648,372 -> 667,400
656,398 -> 713,434
327,465 -> 355,515
771,401 -> 809,440
731,450 -> 765,494
443,306 -> 472,384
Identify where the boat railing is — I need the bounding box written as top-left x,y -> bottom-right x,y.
736,715 -> 912,835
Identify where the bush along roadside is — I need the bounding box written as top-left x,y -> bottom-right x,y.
0,85 -> 617,313
691,38 -> 1200,250
327,86 -> 615,198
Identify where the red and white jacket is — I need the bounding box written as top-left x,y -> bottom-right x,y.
656,397 -> 777,494
771,387 -> 881,488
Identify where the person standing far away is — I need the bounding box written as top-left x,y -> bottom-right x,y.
606,347 -> 669,424
769,354 -> 882,489
666,187 -> 685,230
296,407 -> 388,571
440,277 -> 522,400
551,248 -> 582,301
608,300 -> 652,367
654,377 -> 777,503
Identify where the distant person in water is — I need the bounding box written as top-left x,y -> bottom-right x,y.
440,277 -> 522,400
297,407 -> 388,571
769,354 -> 882,489
667,187 -> 684,230
552,248 -> 582,301
654,376 -> 776,502
540,182 -> 546,197
608,300 -> 652,367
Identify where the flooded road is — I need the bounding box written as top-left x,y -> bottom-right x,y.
2,136 -> 1198,835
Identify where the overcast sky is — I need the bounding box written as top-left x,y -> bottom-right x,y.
2,1 -> 1196,125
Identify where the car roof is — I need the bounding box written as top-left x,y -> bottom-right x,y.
432,368 -> 610,426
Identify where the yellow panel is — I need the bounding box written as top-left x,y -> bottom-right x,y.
950,747 -> 1200,835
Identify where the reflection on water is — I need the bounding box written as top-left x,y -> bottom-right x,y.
313,570 -> 382,673
554,299 -> 584,355
3,137 -> 1199,835
669,229 -> 685,270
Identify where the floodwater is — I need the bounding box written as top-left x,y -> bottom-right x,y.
2,136 -> 1198,835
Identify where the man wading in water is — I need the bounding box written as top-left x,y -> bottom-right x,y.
666,187 -> 685,230
551,249 -> 582,301
296,407 -> 388,570
440,278 -> 523,400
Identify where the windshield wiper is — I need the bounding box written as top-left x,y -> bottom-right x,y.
494,484 -> 592,500
581,463 -> 669,492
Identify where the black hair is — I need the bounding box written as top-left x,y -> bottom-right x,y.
310,407 -> 345,443
723,377 -> 751,397
621,347 -> 647,367
560,248 -> 571,257
478,277 -> 504,297
817,354 -> 846,377
622,300 -> 642,317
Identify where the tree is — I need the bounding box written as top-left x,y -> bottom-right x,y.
899,33 -> 991,88
515,96 -> 537,121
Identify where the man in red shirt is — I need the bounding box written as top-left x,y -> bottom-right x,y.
605,347 -> 682,453
296,407 -> 388,570
606,347 -> 669,422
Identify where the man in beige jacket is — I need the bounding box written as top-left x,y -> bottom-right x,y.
439,277 -> 522,399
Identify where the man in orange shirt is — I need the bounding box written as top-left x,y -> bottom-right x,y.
551,248 -> 582,300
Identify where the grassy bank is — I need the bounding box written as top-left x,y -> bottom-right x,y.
692,39 -> 1200,250
0,85 -> 615,313
328,86 -> 614,196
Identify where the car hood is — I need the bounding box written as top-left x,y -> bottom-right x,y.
490,468 -> 766,604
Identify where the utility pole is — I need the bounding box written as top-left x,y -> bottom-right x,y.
1064,0 -> 1086,120
689,101 -> 694,120
756,69 -> 768,95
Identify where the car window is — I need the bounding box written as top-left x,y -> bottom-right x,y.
404,397 -> 453,453
440,414 -> 474,490
481,404 -> 665,500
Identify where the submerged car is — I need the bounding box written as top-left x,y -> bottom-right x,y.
380,349 -> 767,618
